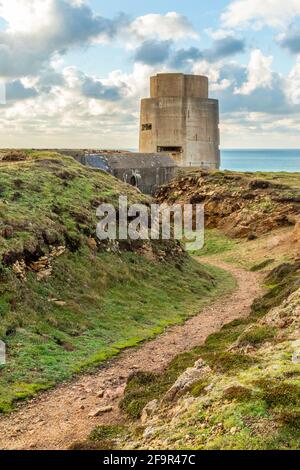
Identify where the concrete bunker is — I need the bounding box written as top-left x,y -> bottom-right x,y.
139,73 -> 220,169
72,152 -> 177,195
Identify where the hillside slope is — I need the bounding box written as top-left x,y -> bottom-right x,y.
111,260 -> 300,450
156,170 -> 300,238
0,151 -> 234,412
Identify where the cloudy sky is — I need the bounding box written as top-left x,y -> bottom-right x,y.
0,0 -> 300,149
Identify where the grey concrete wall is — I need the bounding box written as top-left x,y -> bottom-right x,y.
71,152 -> 177,195
150,73 -> 208,99
140,73 -> 220,169
113,166 -> 176,195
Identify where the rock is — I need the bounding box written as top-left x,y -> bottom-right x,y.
143,426 -> 157,439
292,350 -> 300,364
88,406 -> 113,417
1,226 -> 13,239
96,390 -> 104,398
2,150 -> 27,162
230,426 -> 237,435
50,246 -> 66,258
291,220 -> 300,244
141,400 -> 159,424
247,232 -> 257,241
87,237 -> 97,250
53,300 -> 66,306
12,260 -> 27,280
164,358 -> 212,401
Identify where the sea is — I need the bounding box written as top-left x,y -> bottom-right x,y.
221,149 -> 300,173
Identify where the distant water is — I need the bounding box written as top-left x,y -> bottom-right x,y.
221,149 -> 300,172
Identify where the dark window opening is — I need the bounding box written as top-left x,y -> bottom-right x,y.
129,175 -> 137,187
142,123 -> 152,131
157,146 -> 182,153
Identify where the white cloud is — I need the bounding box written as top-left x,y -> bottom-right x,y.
192,60 -> 223,85
205,28 -> 236,40
0,3 -> 197,78
128,12 -> 198,42
234,49 -> 273,95
0,0 -> 128,78
285,59 -> 300,104
191,59 -> 234,92
0,62 -> 161,148
222,0 -> 300,30
0,1 -> 299,149
0,0 -> 54,33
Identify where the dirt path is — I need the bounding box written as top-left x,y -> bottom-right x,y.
0,260 -> 263,450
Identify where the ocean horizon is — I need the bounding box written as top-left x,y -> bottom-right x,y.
221,149 -> 300,172
127,148 -> 300,172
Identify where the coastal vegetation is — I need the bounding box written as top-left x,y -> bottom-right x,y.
0,151 -> 234,412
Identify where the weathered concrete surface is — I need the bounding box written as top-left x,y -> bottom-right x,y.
75,152 -> 177,195
139,73 -> 220,169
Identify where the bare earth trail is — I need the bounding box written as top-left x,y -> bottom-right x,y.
0,260 -> 263,450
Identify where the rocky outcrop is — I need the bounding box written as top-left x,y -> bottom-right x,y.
164,359 -> 212,401
12,246 -> 66,281
291,219 -> 300,244
141,400 -> 159,424
156,171 -> 300,238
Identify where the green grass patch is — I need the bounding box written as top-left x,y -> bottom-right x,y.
90,425 -> 128,441
203,352 -> 257,373
0,151 -> 237,413
121,259 -> 299,424
223,386 -> 253,402
250,259 -> 275,272
238,325 -> 276,347
0,250 -> 235,413
255,379 -> 300,409
192,229 -> 237,257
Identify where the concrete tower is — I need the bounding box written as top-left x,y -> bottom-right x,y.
139,73 -> 220,168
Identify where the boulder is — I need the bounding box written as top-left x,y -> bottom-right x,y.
164,359 -> 211,401
141,399 -> 159,424
88,405 -> 112,417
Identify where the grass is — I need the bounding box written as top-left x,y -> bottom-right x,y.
191,226 -> 297,274
203,351 -> 257,373
237,325 -> 276,347
0,151 -> 236,413
255,379 -> 300,409
192,229 -> 237,257
176,169 -> 300,192
0,255 -> 234,413
118,259 -> 300,450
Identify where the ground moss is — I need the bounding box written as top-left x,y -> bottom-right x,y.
276,412 -> 300,432
119,251 -> 300,448
69,440 -> 115,450
120,348 -> 204,419
204,352 -> 257,373
250,259 -> 275,272
238,325 -> 276,347
201,324 -> 246,353
189,380 -> 209,398
90,425 -> 128,441
223,386 -> 253,402
255,379 -> 300,409
251,262 -> 300,317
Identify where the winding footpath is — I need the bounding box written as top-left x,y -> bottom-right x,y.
0,260 -> 263,450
